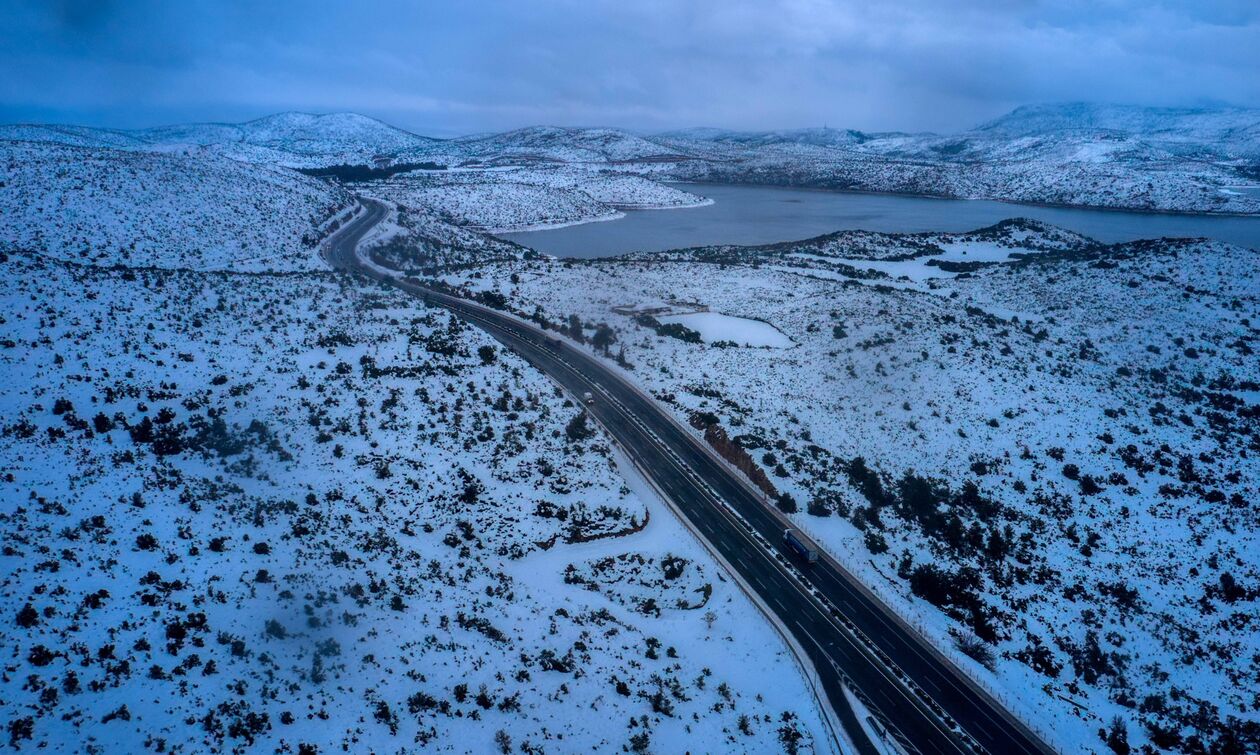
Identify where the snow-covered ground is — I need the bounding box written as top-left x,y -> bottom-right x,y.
659,311 -> 795,348
0,140 -> 352,271
0,250 -> 831,752
5,101 -> 1259,755
0,112 -> 442,170
363,166 -> 710,233
441,220 -> 1260,754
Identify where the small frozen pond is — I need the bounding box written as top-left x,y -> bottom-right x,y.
659,311 -> 794,348
818,239 -> 1043,283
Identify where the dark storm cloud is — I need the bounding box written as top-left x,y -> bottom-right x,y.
1,0 -> 1256,134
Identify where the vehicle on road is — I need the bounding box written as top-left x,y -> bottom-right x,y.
582,391 -> 595,405
784,528 -> 819,564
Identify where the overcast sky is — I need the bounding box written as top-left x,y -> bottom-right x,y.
1,0 -> 1257,135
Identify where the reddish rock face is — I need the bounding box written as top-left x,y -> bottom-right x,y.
691,413 -> 779,500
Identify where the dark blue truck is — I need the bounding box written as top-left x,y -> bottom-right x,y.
783,528 -> 820,564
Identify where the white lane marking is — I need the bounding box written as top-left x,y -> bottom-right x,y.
793,620 -> 835,670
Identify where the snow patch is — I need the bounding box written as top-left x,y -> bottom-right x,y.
659,311 -> 795,348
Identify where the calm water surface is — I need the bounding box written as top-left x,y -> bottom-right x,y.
498,183 -> 1260,257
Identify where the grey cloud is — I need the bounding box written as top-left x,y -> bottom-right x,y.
0,0 -> 1256,134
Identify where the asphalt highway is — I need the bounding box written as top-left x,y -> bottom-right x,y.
326,198 -> 1056,755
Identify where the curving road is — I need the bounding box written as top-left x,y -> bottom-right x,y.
326,198 -> 1055,755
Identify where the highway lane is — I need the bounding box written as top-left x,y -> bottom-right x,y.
326,198 -> 1055,755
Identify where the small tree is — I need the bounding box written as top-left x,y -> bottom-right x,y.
951,628 -> 996,671
1104,715 -> 1130,755
566,412 -> 595,442
477,345 -> 496,365
864,530 -> 889,554
567,314 -> 585,343
592,324 -> 616,355
629,730 -> 650,754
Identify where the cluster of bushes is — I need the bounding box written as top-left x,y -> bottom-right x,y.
633,314 -> 702,344
44,397 -> 284,462
297,162 -> 446,182
844,458 -> 1016,561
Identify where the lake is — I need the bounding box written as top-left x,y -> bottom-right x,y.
497,182 -> 1260,257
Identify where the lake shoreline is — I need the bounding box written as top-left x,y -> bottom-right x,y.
671,178 -> 1260,220
498,182 -> 1260,257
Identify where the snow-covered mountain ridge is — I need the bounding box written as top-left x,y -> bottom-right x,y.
4,102 -> 1257,213
975,103 -> 1260,154
0,112 -> 437,169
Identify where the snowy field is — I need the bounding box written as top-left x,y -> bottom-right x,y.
658,312 -> 795,348
4,103 -> 1260,755
443,220 -> 1260,754
0,251 -> 831,752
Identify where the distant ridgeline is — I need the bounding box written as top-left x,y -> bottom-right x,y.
298,162 -> 446,181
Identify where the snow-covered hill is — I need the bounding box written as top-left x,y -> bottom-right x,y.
363,165 -> 710,233
657,104 -> 1260,214
140,112 -> 441,168
0,140 -> 353,271
0,123 -> 152,151
451,126 -> 690,165
0,251 -> 830,752
0,112 -> 442,169
658,126 -> 878,149
4,103 -> 1257,213
975,103 -> 1260,157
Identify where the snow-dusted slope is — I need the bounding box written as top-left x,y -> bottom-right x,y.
0,113 -> 442,169
140,112 -> 442,168
657,104 -> 1260,214
440,223 -> 1260,754
4,104 -> 1256,213
341,196 -> 527,274
369,172 -> 619,232
364,166 -> 710,233
0,251 -> 830,753
975,103 -> 1260,157
0,140 -> 353,271
0,123 -> 152,151
658,136 -> 1260,214
452,126 -> 689,164
659,126 -> 878,149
